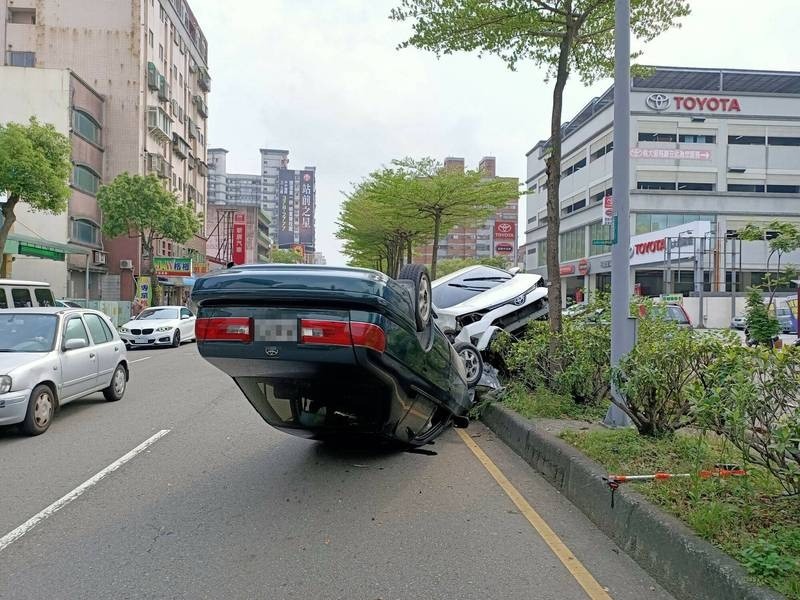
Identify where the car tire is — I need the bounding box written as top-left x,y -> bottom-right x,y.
172,330 -> 181,348
454,342 -> 483,388
21,385 -> 56,436
397,263 -> 432,332
103,364 -> 127,402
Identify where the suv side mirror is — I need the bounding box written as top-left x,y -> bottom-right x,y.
64,338 -> 88,351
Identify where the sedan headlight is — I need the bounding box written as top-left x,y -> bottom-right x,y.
119,327 -> 129,334
0,376 -> 11,394
156,326 -> 174,332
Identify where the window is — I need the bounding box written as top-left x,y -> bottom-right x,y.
34,288 -> 55,306
590,141 -> 613,161
679,134 -> 715,144
84,314 -> 112,344
72,165 -> 100,195
536,240 -> 547,267
72,219 -> 100,245
527,216 -> 536,224
637,181 -> 676,191
768,137 -> 800,146
560,227 -> 585,262
638,133 -> 677,143
178,177 -> 182,191
72,110 -> 101,145
64,317 -> 90,346
179,73 -> 183,87
590,222 -> 613,256
0,290 -> 6,308
7,51 -> 36,67
159,44 -> 164,61
635,213 -> 715,235
8,7 -> 36,24
728,184 -> 765,193
561,197 -> 586,216
728,135 -> 765,145
590,187 -> 613,204
767,184 -> 800,194
561,157 -> 587,178
678,182 -> 714,191
12,288 -> 32,308
181,308 -> 193,319
149,29 -> 154,48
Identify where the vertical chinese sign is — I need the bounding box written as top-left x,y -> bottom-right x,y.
232,212 -> 246,265
298,170 -> 315,250
278,168 -> 295,247
136,276 -> 151,307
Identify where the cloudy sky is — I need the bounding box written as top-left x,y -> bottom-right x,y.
189,0 -> 799,266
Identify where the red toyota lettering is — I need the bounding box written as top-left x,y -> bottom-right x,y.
729,98 -> 741,112
683,97 -> 696,110
674,96 -> 684,109
696,97 -> 707,109
707,98 -> 719,111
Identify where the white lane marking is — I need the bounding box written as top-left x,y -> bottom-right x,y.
0,429 -> 171,553
130,356 -> 152,364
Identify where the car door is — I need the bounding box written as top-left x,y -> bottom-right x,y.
180,307 -> 195,339
83,313 -> 121,388
59,315 -> 99,401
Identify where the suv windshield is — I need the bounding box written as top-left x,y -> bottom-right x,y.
432,267 -> 511,308
0,314 -> 58,352
138,308 -> 178,320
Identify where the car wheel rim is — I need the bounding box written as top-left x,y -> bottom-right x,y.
418,278 -> 431,322
113,368 -> 126,396
460,349 -> 479,381
34,392 -> 53,428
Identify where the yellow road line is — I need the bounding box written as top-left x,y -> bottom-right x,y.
456,428 -> 613,600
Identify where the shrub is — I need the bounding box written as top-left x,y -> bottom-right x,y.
611,308 -> 739,436
745,288 -> 781,346
696,345 -> 800,496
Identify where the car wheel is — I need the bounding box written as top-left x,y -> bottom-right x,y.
21,385 -> 55,436
454,342 -> 483,388
103,364 -> 127,402
397,263 -> 432,332
172,330 -> 181,348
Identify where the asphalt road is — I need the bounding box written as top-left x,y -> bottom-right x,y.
0,344 -> 675,600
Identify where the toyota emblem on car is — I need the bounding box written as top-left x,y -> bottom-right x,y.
646,93 -> 671,111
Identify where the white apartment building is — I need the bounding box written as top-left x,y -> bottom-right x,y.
525,67 -> 800,304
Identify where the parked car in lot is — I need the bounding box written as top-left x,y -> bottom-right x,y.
0,279 -> 56,308
118,306 -> 196,348
0,308 -> 129,435
730,314 -> 747,330
191,264 -> 471,446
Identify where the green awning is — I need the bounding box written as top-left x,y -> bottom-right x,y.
3,232 -> 91,261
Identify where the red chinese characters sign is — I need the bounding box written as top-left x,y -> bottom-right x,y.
494,221 -> 516,240
232,212 -> 246,265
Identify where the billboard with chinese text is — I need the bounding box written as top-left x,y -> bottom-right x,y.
232,212 -> 246,264
277,168 -> 295,247
298,170 -> 315,248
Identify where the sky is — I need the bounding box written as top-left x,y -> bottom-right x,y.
189,0 -> 800,266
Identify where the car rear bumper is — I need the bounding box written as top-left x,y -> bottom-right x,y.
0,389 -> 31,426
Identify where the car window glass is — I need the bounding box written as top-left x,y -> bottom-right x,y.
11,288 -> 32,307
64,317 -> 90,345
0,289 -> 7,309
139,308 -> 179,320
667,305 -> 689,324
99,318 -> 115,341
84,313 -> 110,344
181,308 -> 192,319
34,288 -> 55,306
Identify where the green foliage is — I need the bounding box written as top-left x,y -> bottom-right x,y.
270,249 -> 304,264
0,117 -> 72,273
740,538 -> 798,582
499,382 -> 608,421
435,256 -> 509,278
745,288 -> 781,345
612,309 -> 740,436
97,173 -> 201,273
739,221 -> 800,306
696,345 -> 800,496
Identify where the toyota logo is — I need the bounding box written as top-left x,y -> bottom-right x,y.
512,294 -> 526,306
498,223 -> 512,233
646,93 -> 671,112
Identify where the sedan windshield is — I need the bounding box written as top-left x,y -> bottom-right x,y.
0,314 -> 58,352
138,308 -> 179,320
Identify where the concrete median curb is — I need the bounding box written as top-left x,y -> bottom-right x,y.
481,403 -> 786,600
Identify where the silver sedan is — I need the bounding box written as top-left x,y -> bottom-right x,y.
0,308 -> 129,435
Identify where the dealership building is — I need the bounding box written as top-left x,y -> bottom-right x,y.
524,66 -> 800,307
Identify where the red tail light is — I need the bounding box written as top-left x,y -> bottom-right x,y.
196,317 -> 253,343
299,319 -> 385,353
350,322 -> 386,353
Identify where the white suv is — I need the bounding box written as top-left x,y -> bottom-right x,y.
0,279 -> 56,309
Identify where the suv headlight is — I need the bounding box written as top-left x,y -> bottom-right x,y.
156,326 -> 174,332
0,376 -> 11,394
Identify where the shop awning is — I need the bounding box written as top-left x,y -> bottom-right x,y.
3,232 -> 91,261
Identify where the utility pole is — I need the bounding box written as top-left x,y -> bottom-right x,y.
604,0 -> 635,427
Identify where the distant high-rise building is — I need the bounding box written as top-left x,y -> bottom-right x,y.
0,0 -> 211,302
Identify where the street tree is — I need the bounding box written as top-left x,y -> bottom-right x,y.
270,248 -> 305,264
738,221 -> 800,308
391,0 -> 690,335
98,173 -> 201,302
0,118 -> 71,277
392,157 -> 518,279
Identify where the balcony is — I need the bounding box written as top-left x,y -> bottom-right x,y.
146,106 -> 172,142
147,153 -> 172,180
186,117 -> 196,139
172,133 -> 190,159
187,154 -> 196,170
187,185 -> 197,201
157,75 -> 169,101
147,62 -> 160,90
193,95 -> 208,118
198,67 -> 211,92
196,161 -> 208,177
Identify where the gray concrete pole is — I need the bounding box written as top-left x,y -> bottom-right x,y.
604,0 -> 634,427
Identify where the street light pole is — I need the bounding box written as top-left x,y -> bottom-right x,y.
604,0 -> 635,427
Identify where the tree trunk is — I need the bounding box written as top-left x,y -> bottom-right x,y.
0,194 -> 19,278
545,29 -> 573,350
407,239 -> 412,265
430,213 -> 442,280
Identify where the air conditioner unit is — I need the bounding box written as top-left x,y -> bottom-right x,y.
119,259 -> 134,270
93,250 -> 107,265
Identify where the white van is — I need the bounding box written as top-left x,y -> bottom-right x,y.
0,279 -> 56,308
